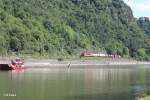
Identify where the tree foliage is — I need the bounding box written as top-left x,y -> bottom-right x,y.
0,0 -> 149,59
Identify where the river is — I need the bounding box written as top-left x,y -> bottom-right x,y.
0,65 -> 150,100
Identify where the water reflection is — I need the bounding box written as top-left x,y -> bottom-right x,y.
0,66 -> 150,100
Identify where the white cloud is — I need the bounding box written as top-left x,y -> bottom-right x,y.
123,0 -> 150,17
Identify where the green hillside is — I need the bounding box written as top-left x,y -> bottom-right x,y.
0,0 -> 150,60
137,17 -> 150,37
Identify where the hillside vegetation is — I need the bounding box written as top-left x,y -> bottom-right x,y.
0,0 -> 150,60
137,17 -> 150,37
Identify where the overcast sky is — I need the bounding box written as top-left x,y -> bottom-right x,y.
123,0 -> 150,18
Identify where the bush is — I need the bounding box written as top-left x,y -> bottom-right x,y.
57,57 -> 63,61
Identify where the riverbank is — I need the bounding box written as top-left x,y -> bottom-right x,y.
1,57 -> 150,68
24,58 -> 150,68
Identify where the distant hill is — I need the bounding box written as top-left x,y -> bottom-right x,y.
0,0 -> 150,60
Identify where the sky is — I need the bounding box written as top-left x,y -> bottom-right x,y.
123,0 -> 150,18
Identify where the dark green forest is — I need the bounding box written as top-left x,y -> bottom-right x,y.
0,0 -> 150,60
137,17 -> 150,37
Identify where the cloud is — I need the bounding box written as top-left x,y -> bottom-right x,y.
123,0 -> 150,17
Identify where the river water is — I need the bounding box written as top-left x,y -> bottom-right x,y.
0,65 -> 150,100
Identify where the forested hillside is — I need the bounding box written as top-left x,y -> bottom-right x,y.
137,17 -> 150,37
0,0 -> 150,60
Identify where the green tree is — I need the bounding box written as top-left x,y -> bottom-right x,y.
137,48 -> 146,57
123,47 -> 129,57
10,37 -> 21,52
